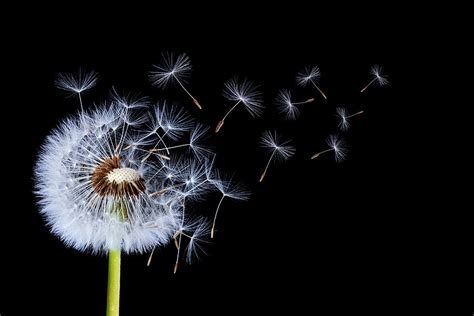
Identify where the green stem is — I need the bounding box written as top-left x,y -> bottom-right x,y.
106,249 -> 121,316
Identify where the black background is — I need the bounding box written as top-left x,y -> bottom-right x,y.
0,7 -> 425,316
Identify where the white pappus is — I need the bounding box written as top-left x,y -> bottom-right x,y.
55,69 -> 98,112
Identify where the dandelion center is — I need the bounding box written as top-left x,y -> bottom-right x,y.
91,156 -> 145,197
107,168 -> 140,183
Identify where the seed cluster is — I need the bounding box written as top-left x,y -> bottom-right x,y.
92,156 -> 146,197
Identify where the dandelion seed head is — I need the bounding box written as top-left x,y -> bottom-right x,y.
35,97 -> 224,255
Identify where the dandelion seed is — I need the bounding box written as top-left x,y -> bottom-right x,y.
215,77 -> 264,133
311,134 -> 347,162
150,52 -> 202,109
336,107 -> 364,131
259,130 -> 295,182
209,172 -> 250,238
275,89 -> 315,120
360,65 -> 389,93
55,69 -> 98,112
184,217 -> 211,264
296,65 -> 327,99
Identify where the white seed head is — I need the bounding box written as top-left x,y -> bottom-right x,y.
35,99 -> 225,255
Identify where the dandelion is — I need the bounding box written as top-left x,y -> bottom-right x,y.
311,134 -> 347,162
259,130 -> 295,182
150,52 -> 202,109
55,69 -> 98,112
35,81 -> 235,314
360,65 -> 389,93
209,172 -> 250,238
296,65 -> 327,99
335,107 -> 364,131
215,77 -> 264,133
275,89 -> 315,120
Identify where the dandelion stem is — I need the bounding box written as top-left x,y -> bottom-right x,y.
292,98 -> 315,105
259,150 -> 276,182
360,78 -> 376,93
311,148 -> 333,160
211,195 -> 226,238
346,111 -> 364,119
106,249 -> 121,316
175,77 -> 202,109
215,100 -> 241,133
310,80 -> 327,99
